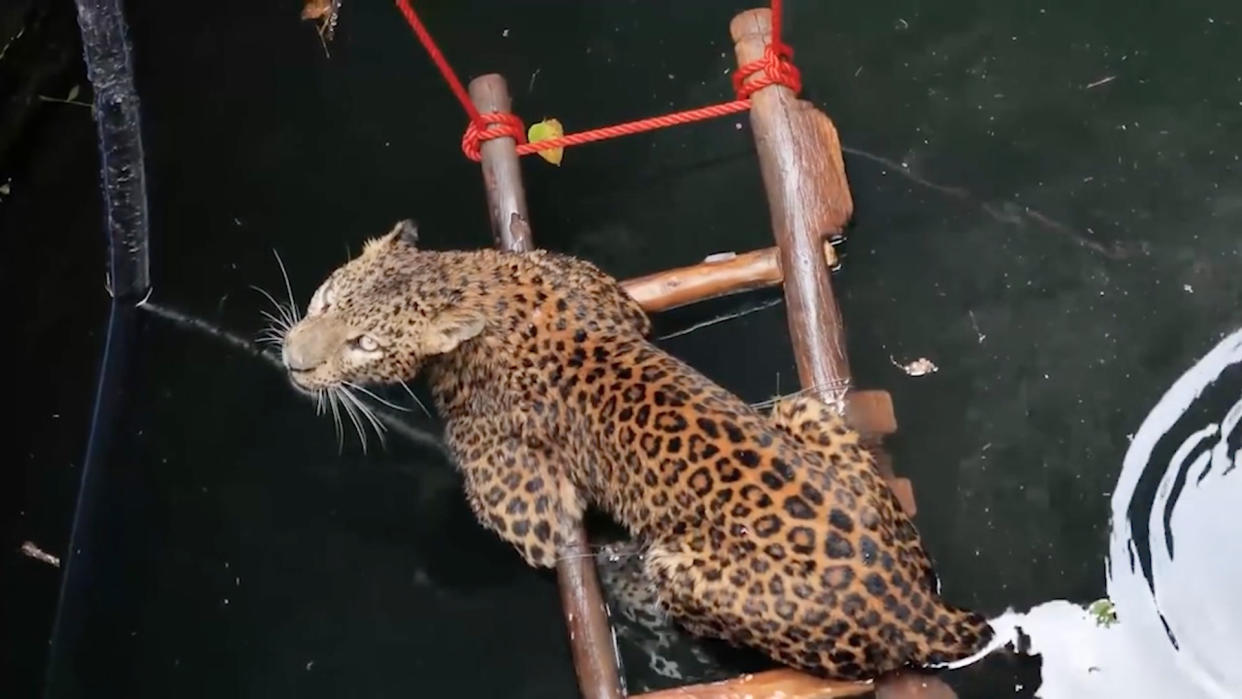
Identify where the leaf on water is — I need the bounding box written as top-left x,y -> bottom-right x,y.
67,84 -> 80,102
1087,598 -> 1118,627
527,118 -> 564,166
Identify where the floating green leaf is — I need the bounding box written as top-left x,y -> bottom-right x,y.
1087,598 -> 1118,627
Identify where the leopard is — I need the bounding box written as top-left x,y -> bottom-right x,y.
279,219 -> 995,681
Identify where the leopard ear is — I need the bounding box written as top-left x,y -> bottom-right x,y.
421,308 -> 485,355
387,219 -> 419,248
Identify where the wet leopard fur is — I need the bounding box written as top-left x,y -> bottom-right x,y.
280,220 -> 994,680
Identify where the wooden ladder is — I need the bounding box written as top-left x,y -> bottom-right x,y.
465,9 -> 948,699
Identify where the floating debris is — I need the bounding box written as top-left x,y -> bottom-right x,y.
969,309 -> 987,344
20,541 -> 60,567
890,355 -> 939,377
301,0 -> 342,55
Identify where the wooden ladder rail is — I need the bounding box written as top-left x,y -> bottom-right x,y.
469,73 -> 626,699
465,8 -> 948,698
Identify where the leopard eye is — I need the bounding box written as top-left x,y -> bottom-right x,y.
350,334 -> 380,352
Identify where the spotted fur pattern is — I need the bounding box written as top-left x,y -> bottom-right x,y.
280,221 -> 994,680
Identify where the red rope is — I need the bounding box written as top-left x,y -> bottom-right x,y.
392,0 -> 481,123
393,0 -> 799,162
513,100 -> 752,156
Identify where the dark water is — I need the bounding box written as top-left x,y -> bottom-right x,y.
3,0 -> 1240,696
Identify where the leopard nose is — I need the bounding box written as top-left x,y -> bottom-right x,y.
282,341 -> 314,372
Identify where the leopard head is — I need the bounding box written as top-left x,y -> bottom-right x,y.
279,220 -> 485,394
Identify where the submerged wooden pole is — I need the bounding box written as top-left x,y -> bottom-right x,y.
468,74 -> 624,699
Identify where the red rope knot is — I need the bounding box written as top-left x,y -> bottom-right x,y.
461,111 -> 527,162
732,41 -> 802,100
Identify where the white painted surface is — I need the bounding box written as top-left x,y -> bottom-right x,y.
955,329 -> 1242,697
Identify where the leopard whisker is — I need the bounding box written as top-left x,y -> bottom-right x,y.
398,381 -> 433,419
251,285 -> 295,330
340,385 -> 388,449
340,384 -> 387,444
256,326 -> 288,342
327,390 -> 344,453
344,381 -> 411,413
271,250 -> 302,323
256,324 -> 289,354
258,309 -> 292,331
334,386 -> 369,454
